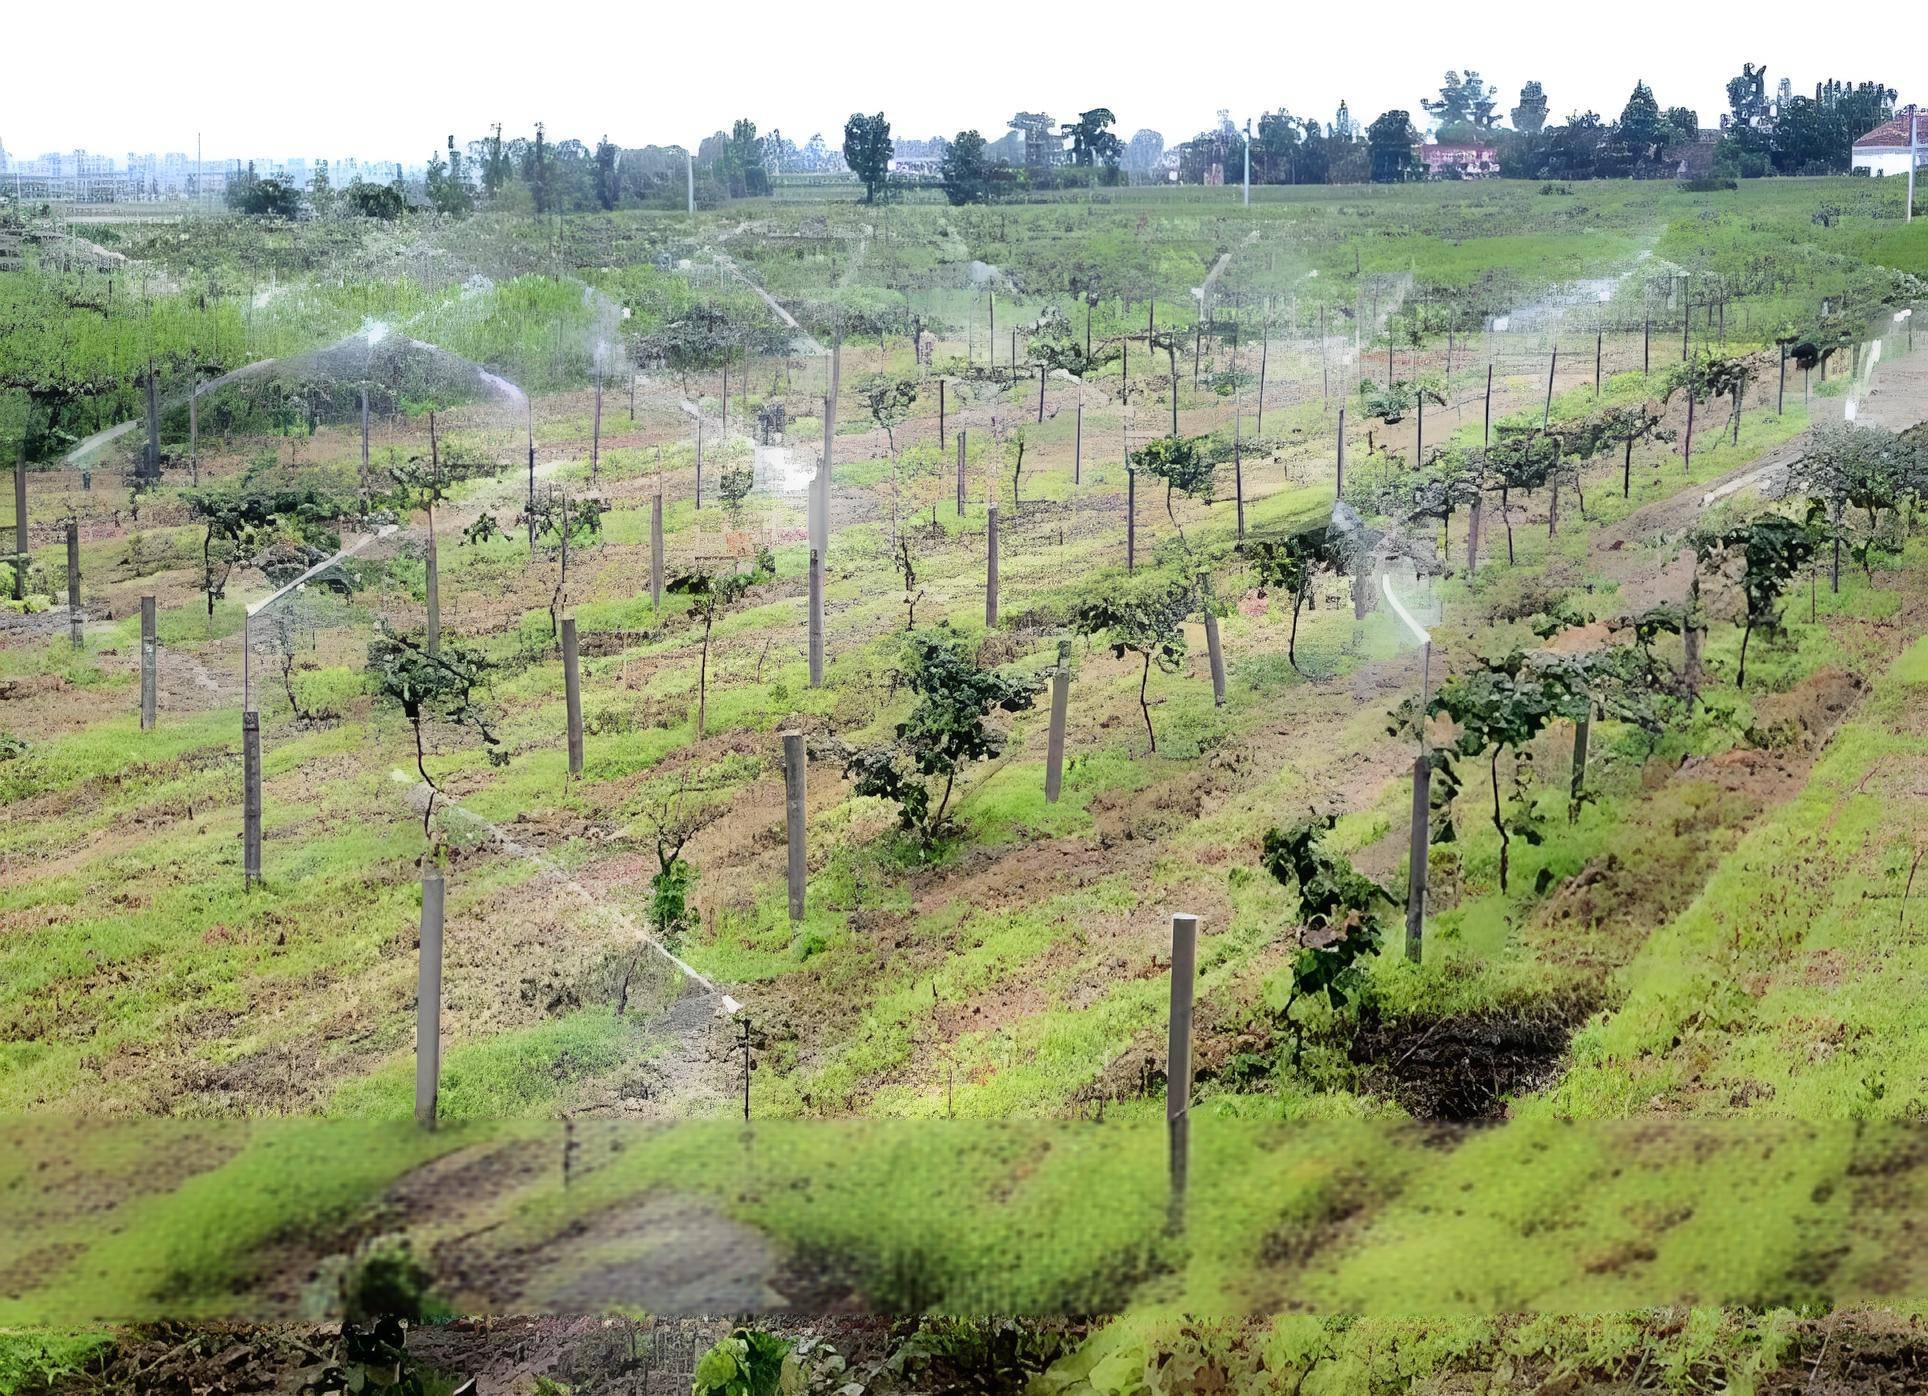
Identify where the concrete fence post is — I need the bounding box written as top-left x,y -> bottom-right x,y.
242,710 -> 262,887
1126,468 -> 1137,573
1406,753 -> 1429,963
955,430 -> 967,516
985,505 -> 1000,628
1570,710 -> 1591,819
144,372 -> 161,480
1233,441 -> 1245,540
1074,397 -> 1083,486
1335,406 -> 1346,498
415,869 -> 445,1129
1167,912 -> 1198,1228
782,730 -> 806,922
650,493 -> 664,611
188,373 -> 200,484
1045,639 -> 1071,804
11,459 -> 25,603
65,521 -> 81,648
140,596 -> 157,730
808,548 -> 824,688
359,387 -> 369,482
1544,347 -> 1557,428
526,442 -> 537,558
591,373 -> 603,479
694,420 -> 703,510
562,617 -> 584,777
1201,584 -> 1225,707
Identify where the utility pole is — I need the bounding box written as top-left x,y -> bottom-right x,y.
1241,117 -> 1257,206
1909,108 -> 1919,224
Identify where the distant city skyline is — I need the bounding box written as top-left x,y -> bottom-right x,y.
4,0 -> 1907,164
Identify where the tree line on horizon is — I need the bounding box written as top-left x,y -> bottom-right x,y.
220,61 -> 1906,220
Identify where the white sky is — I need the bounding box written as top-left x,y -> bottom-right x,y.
2,0 -> 1898,162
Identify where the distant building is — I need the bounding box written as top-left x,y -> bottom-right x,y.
1667,131 -> 1723,180
1421,142 -> 1499,178
1852,108 -> 1925,177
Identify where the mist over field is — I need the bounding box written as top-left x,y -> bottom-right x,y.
3,40 -> 1928,1396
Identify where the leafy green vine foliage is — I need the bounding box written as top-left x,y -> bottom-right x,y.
1356,377 -> 1445,428
1128,433 -> 1215,542
636,303 -> 741,393
718,461 -> 756,525
1785,422 -> 1928,589
1584,400 -> 1674,498
1261,815 -> 1392,1061
381,446 -> 493,514
1666,352 -> 1749,438
841,626 -> 1043,843
461,513 -> 504,547
856,371 -> 919,454
366,627 -> 503,831
1387,449 -> 1485,561
1028,332 -> 1118,382
1246,526 -> 1349,674
1422,652 -> 1572,895
182,461 -> 354,615
517,491 -> 607,553
1478,429 -> 1561,564
1072,577 -> 1193,753
307,1316 -> 431,1396
1690,512 -> 1820,689
692,1328 -> 799,1396
668,548 -> 776,739
517,491 -> 607,638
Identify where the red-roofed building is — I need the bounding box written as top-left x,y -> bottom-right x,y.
1852,107 -> 1924,177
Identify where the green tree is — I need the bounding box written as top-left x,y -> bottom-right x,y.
366,628 -> 504,831
1785,422 -> 1924,591
1366,111 -> 1421,182
182,461 -> 352,616
1690,513 -> 1819,689
857,371 -> 919,454
1590,401 -> 1673,498
840,626 -> 1044,842
647,305 -> 740,395
1073,576 -> 1193,753
424,136 -> 474,215
227,167 -> 303,219
1425,652 -> 1579,894
1129,433 -> 1215,542
667,549 -> 775,739
1422,70 -> 1500,140
1060,108 -> 1124,179
1246,526 -> 1350,674
593,136 -> 620,210
345,180 -> 405,219
843,112 -> 892,203
1617,82 -> 1669,163
1261,815 -> 1393,1062
941,129 -> 994,205
1511,81 -> 1550,136
1481,431 -> 1561,565
517,491 -> 607,639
